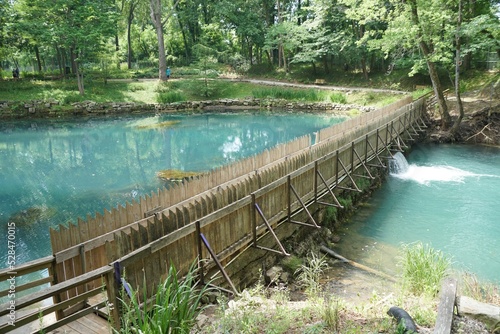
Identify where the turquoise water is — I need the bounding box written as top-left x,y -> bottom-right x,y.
337,144 -> 500,283
0,112 -> 345,266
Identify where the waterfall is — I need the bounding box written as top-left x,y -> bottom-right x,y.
389,152 -> 409,174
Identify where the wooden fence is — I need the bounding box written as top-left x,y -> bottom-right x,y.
0,95 -> 428,332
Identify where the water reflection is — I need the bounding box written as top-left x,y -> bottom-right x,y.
0,112 -> 346,265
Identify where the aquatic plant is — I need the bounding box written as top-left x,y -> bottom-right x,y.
135,120 -> 181,130
156,169 -> 202,182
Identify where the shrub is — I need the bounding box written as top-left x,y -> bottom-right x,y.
329,92 -> 347,104
157,91 -> 186,103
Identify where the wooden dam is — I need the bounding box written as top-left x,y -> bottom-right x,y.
0,94 -> 431,333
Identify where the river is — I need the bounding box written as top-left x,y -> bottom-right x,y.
333,143 -> 500,284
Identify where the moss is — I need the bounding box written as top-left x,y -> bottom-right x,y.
156,169 -> 202,182
281,255 -> 303,274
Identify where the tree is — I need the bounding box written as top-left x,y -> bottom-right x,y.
149,0 -> 180,81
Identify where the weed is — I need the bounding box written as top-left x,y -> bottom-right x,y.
323,297 -> 344,331
295,252 -> 328,297
459,272 -> 500,305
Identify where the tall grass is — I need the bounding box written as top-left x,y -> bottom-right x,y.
115,262 -> 209,334
252,87 -> 329,102
398,242 -> 452,297
295,252 -> 328,297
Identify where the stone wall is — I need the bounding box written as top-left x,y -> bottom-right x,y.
0,98 -> 375,118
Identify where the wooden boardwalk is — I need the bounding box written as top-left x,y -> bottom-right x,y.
46,314 -> 111,334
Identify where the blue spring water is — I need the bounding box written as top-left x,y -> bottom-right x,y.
339,143 -> 500,284
0,112 -> 346,267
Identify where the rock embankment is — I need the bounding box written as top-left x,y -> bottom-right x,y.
0,98 -> 375,119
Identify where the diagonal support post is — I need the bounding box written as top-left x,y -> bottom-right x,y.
288,176 -> 320,228
199,232 -> 239,296
315,166 -> 344,208
254,203 -> 290,256
351,142 -> 375,180
365,134 -> 386,168
337,153 -> 361,193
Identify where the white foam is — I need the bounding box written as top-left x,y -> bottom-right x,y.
392,165 -> 479,185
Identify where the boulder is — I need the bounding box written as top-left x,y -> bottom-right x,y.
457,296 -> 500,332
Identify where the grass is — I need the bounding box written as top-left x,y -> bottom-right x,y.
0,66 -> 404,108
115,262 -> 209,334
196,243 -> 473,333
398,242 -> 452,297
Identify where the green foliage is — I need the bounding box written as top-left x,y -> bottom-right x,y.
281,255 -> 303,274
322,298 -> 344,331
338,196 -> 353,210
329,92 -> 347,104
157,91 -> 186,104
251,87 -> 327,102
115,262 -> 209,334
398,242 -> 452,297
322,207 -> 338,226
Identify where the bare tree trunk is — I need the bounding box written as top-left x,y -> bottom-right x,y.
451,0 -> 464,134
150,0 -> 167,81
408,0 -> 452,129
150,0 -> 180,81
34,46 -> 42,72
75,58 -> 85,95
127,1 -> 137,70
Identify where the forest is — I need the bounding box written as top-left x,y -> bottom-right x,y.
0,0 -> 499,130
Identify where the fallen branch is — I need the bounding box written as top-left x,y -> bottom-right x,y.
465,123 -> 492,142
320,245 -> 396,282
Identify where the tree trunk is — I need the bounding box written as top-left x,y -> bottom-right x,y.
408,0 -> 451,129
34,46 -> 42,72
451,0 -> 464,134
127,2 -> 136,70
150,0 -> 167,81
361,57 -> 369,80
75,56 -> 85,95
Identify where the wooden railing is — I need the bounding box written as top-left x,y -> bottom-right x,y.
0,96 -> 428,333
0,256 -> 114,334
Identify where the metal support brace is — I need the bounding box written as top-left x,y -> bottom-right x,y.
199,232 -> 239,296
400,117 -> 415,141
315,168 -> 344,208
288,176 -> 320,228
377,129 -> 393,159
418,117 -> 428,130
351,142 -> 375,179
391,122 -> 408,151
254,203 -> 290,256
410,123 -> 420,136
366,135 -> 386,168
337,154 -> 362,192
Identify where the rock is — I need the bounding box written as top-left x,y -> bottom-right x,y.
265,266 -> 283,285
457,296 -> 500,332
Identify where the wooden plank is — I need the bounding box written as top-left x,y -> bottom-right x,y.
41,302 -> 108,334
434,277 -> 457,334
1,286 -> 103,330
0,266 -> 112,316
0,255 -> 53,278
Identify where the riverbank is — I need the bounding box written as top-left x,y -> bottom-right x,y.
428,90 -> 500,146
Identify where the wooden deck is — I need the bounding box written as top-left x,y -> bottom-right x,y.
46,313 -> 111,334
